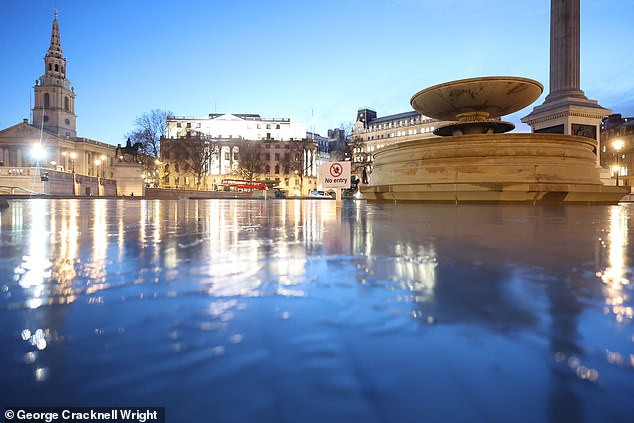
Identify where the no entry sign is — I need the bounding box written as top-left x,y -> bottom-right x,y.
320,161 -> 351,188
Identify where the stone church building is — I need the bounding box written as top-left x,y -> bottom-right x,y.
0,13 -> 143,196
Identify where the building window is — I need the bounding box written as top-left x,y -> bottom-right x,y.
55,64 -> 59,72
186,123 -> 191,128
275,144 -> 280,149
44,93 -> 50,109
177,122 -> 181,128
225,152 -> 230,160
275,153 -> 280,160
265,144 -> 270,149
266,165 -> 271,173
276,124 -> 280,129
64,97 -> 70,111
174,176 -> 180,185
265,153 -> 270,160
275,165 -> 280,174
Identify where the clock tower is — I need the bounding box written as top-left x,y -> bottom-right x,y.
33,11 -> 77,138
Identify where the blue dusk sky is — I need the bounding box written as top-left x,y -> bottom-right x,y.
1,0 -> 633,145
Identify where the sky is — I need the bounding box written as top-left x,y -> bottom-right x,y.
1,0 -> 633,146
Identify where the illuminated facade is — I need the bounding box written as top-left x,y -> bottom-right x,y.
0,13 -> 142,196
600,114 -> 632,187
161,114 -> 318,194
350,109 -> 442,174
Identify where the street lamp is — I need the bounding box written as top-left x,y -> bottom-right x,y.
69,151 -> 77,173
31,143 -> 46,166
100,155 -> 106,177
613,139 -> 624,187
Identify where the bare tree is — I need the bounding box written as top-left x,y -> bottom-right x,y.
284,138 -> 317,191
162,133 -> 217,190
126,109 -> 171,160
233,140 -> 265,188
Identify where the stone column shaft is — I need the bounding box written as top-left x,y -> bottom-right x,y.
548,0 -> 582,99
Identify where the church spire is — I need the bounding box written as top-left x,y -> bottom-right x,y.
32,10 -> 77,138
48,9 -> 63,59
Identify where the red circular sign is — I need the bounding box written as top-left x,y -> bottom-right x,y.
329,163 -> 343,177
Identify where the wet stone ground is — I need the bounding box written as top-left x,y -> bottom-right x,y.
0,199 -> 633,422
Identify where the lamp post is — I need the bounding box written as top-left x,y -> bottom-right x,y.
155,159 -> 162,188
69,151 -> 77,173
95,159 -> 102,196
31,143 -> 46,167
100,155 -> 106,178
613,139 -> 624,187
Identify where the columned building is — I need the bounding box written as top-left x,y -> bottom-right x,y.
600,114 -> 632,187
0,13 -> 139,196
161,114 -> 318,194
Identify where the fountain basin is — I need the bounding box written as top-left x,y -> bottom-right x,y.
361,133 -> 628,203
410,76 -> 544,121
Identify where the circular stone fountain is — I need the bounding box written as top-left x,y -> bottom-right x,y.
361,76 -> 628,203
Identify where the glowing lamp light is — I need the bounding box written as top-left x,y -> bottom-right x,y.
31,144 -> 47,160
612,139 -> 624,152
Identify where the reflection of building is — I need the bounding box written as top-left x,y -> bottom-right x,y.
161,114 -> 318,194
350,108 -> 441,175
600,114 -> 632,187
0,13 -> 142,196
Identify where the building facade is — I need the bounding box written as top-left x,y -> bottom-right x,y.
350,108 -> 442,175
161,114 -> 318,194
0,13 -> 143,196
600,114 -> 632,187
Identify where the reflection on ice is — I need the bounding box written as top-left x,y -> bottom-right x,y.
0,199 -> 633,421
597,206 -> 632,324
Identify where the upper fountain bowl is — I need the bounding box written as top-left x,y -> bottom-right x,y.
410,76 -> 544,121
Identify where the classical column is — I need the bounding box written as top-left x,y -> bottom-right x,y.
547,0 -> 584,101
522,0 -> 611,165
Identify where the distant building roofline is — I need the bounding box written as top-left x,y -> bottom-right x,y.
368,110 -> 420,124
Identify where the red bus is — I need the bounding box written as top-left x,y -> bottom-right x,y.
221,179 -> 267,191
